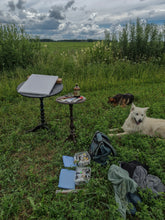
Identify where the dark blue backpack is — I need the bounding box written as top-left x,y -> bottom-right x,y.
89,131 -> 117,165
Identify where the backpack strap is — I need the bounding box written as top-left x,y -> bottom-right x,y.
101,138 -> 117,156
99,132 -> 117,156
92,132 -> 104,156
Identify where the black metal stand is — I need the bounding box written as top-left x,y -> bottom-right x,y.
27,98 -> 49,132
65,104 -> 76,143
17,80 -> 63,133
56,95 -> 86,143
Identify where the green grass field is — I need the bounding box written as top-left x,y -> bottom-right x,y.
41,41 -> 94,54
0,41 -> 165,220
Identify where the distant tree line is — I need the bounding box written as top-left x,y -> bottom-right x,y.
39,39 -> 98,42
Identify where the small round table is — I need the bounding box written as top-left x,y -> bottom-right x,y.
56,96 -> 86,143
17,82 -> 63,132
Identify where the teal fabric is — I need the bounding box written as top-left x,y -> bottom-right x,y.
108,165 -> 138,219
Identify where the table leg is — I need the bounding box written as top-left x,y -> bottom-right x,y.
40,97 -> 45,125
27,97 -> 49,132
65,104 -> 76,143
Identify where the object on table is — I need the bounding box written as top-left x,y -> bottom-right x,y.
72,96 -> 84,103
18,74 -> 58,96
74,83 -> 80,97
56,78 -> 62,84
57,96 -> 84,103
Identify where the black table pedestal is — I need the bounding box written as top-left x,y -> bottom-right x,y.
64,104 -> 76,143
27,98 -> 49,132
17,80 -> 63,133
56,95 -> 86,144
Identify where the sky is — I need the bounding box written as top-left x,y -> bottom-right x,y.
0,0 -> 164,40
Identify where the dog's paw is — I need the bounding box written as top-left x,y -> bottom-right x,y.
108,133 -> 114,137
109,128 -> 119,132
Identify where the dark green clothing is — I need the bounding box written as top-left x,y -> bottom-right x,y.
108,165 -> 138,219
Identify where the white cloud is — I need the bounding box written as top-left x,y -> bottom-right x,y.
0,0 -> 164,40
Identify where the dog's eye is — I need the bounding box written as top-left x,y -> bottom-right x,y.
136,113 -> 138,116
141,114 -> 143,116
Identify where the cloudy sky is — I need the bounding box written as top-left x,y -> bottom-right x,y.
0,0 -> 164,40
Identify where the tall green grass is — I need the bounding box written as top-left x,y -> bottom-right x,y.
117,18 -> 165,62
75,19 -> 165,65
0,24 -> 41,71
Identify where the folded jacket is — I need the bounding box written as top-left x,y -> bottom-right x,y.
132,166 -> 165,195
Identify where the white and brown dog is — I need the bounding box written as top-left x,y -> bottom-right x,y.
109,103 -> 165,138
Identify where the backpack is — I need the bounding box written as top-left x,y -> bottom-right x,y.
89,131 -> 117,165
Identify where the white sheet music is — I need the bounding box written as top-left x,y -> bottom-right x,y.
18,74 -> 58,95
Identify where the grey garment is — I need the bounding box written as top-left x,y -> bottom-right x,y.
132,166 -> 165,195
108,165 -> 138,219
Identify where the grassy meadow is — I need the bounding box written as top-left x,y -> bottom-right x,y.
0,24 -> 165,219
41,41 -> 94,53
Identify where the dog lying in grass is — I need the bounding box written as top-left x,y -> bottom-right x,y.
109,103 -> 165,138
108,93 -> 134,107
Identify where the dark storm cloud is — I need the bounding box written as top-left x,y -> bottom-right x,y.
38,14 -> 47,21
7,0 -> 26,11
16,0 -> 26,10
49,6 -> 65,20
8,1 -> 15,11
64,0 -> 75,10
26,18 -> 60,30
72,7 -> 77,11
28,8 -> 37,13
49,1 -> 75,20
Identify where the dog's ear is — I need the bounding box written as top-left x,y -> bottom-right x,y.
108,97 -> 113,103
144,107 -> 149,112
130,103 -> 135,111
109,97 -> 114,102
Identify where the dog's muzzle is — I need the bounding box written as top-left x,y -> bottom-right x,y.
134,118 -> 142,125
